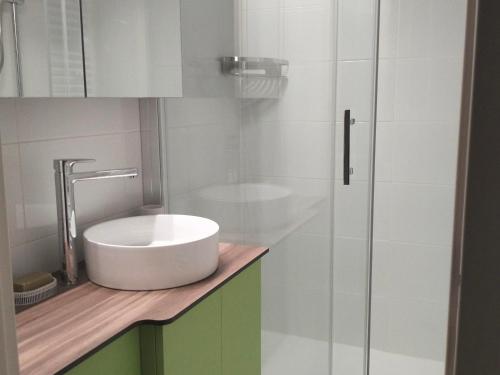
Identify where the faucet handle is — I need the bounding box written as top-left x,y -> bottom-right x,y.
54,159 -> 96,172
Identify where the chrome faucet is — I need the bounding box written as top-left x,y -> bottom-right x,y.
54,159 -> 138,284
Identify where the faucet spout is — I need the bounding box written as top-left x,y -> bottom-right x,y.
70,168 -> 138,183
54,159 -> 139,284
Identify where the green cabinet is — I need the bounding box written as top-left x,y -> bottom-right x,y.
65,261 -> 261,375
67,328 -> 142,375
159,290 -> 222,375
221,261 -> 261,375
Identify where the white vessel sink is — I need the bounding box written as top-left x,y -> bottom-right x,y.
83,215 -> 219,291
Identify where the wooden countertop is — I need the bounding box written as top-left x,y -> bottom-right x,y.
16,243 -> 268,375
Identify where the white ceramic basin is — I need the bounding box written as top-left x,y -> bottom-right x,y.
83,215 -> 219,291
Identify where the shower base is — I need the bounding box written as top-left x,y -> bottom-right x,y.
262,330 -> 444,375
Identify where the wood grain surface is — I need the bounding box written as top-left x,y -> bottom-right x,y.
16,243 -> 268,375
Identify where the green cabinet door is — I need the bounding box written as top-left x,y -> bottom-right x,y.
221,262 -> 261,375
66,328 -> 141,375
160,290 -> 222,375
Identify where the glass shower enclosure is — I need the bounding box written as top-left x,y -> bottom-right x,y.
161,0 -> 467,374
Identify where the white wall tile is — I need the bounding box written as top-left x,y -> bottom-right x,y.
373,123 -> 393,182
249,175 -> 332,236
282,0 -> 331,9
373,182 -> 392,240
166,98 -> 240,127
16,98 -> 140,142
430,0 -> 468,59
9,243 -> 28,279
244,121 -> 332,179
0,100 -> 18,144
378,0 -> 399,59
389,183 -> 455,246
245,9 -> 282,59
262,232 -> 331,340
428,58 -> 464,124
336,60 -> 374,123
333,292 -> 367,346
242,0 -> 280,11
166,127 -> 191,196
373,240 -> 452,302
338,0 -> 376,60
376,59 -> 396,122
333,180 -> 370,239
282,7 -> 333,63
369,296 -> 390,349
16,235 -> 60,276
2,99 -> 143,276
386,299 -> 448,360
1,145 -> 26,247
333,236 -> 368,295
189,125 -> 238,189
278,62 -> 334,123
394,59 -> 431,122
397,0 -> 432,58
19,133 -> 142,243
392,122 -> 459,185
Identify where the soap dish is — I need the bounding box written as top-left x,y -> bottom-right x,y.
14,277 -> 57,306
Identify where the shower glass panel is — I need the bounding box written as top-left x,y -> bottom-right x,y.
164,0 -> 378,374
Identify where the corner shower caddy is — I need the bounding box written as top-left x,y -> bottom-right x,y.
221,56 -> 289,99
221,56 -> 289,78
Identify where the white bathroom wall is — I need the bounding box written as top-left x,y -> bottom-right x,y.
0,99 -> 143,277
164,97 -> 241,216
370,0 -> 467,363
163,0 -> 242,222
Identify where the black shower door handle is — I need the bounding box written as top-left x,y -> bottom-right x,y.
344,109 -> 352,185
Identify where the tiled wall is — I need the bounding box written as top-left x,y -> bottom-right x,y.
163,0 -> 242,221
370,0 -> 466,361
164,98 -> 242,216
0,99 -> 143,277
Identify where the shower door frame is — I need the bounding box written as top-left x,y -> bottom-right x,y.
445,0 -> 479,374
363,0 -> 381,372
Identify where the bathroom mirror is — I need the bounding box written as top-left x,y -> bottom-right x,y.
81,0 -> 182,97
0,0 -> 85,97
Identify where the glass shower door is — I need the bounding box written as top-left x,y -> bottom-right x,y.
236,0 -> 380,374
163,0 -> 381,374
